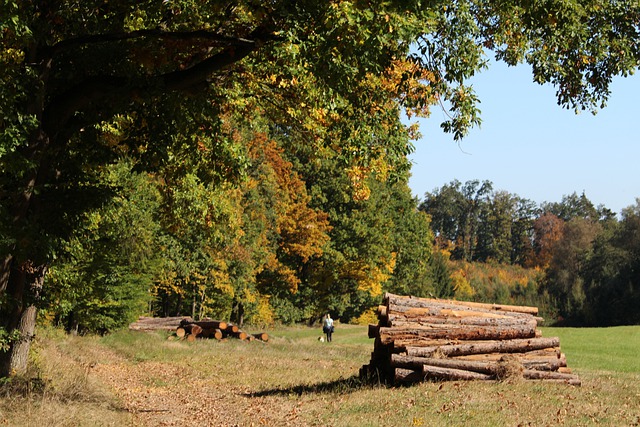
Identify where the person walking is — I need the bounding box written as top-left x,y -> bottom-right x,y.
322,313 -> 334,342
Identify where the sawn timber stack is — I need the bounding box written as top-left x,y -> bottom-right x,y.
361,293 -> 580,386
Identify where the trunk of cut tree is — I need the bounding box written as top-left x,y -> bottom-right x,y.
378,320 -> 538,346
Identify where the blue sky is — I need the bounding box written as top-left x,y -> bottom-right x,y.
407,60 -> 640,216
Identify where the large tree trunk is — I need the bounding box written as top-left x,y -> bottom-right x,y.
0,260 -> 47,377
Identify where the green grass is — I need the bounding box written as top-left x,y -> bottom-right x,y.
542,326 -> 640,373
1,324 -> 639,426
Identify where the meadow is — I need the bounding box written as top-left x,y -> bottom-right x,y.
1,324 -> 638,426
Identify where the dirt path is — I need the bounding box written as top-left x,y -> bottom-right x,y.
91,352 -> 301,426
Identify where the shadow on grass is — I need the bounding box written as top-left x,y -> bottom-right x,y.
246,374 -> 388,398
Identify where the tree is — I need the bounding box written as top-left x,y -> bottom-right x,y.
420,179 -> 493,261
3,0 -> 640,376
476,190 -> 516,264
511,197 -> 539,267
376,180 -> 434,300
544,218 -> 601,324
582,200 -> 640,325
532,212 -> 565,268
542,192 -> 599,222
245,132 -> 331,324
47,160 -> 161,334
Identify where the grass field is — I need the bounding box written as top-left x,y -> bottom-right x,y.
1,323 -> 639,426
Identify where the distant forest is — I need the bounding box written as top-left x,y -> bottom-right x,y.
419,179 -> 640,326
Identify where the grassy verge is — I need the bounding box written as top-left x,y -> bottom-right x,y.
542,325 -> 640,373
1,324 -> 639,426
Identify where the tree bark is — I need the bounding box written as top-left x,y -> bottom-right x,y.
384,293 -> 539,315
378,320 -> 538,346
391,353 -> 564,375
384,303 -> 544,325
404,337 -> 560,357
422,365 -> 493,381
523,369 -> 581,385
394,368 -> 426,384
252,332 -> 269,342
0,262 -> 47,377
184,320 -> 228,331
388,315 -> 534,328
129,316 -> 193,331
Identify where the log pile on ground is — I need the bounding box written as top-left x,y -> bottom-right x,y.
360,293 -> 580,386
175,319 -> 269,343
128,317 -> 269,343
129,316 -> 193,331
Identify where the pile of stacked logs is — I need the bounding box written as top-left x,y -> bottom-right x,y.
360,293 -> 580,386
128,317 -> 268,343
175,319 -> 269,343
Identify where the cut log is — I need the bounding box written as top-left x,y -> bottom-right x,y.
365,293 -> 578,386
387,303 -> 532,321
388,315 -> 535,328
384,293 -> 539,316
176,327 -> 186,338
129,316 -> 193,331
379,320 -> 538,346
404,337 -> 560,357
183,323 -> 203,337
455,348 -> 564,363
523,369 -> 581,386
233,331 -> 248,340
252,332 -> 269,342
391,353 -> 564,375
423,365 -> 493,381
225,324 -> 240,334
394,368 -> 425,384
186,320 -> 228,331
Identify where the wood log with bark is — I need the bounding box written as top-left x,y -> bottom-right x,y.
404,337 -> 560,357
252,332 -> 269,342
378,320 -> 538,346
384,293 -> 539,315
129,316 -> 193,331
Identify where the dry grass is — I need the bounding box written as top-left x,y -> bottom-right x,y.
1,324 -> 639,426
0,329 -> 130,426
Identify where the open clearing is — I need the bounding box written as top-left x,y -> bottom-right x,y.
1,324 -> 639,426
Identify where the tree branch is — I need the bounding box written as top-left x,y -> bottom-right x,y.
43,27 -> 274,137
40,29 -> 258,60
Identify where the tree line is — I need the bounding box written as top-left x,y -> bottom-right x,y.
2,0 -> 639,377
420,179 -> 640,326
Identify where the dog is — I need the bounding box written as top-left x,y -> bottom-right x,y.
318,336 -> 325,342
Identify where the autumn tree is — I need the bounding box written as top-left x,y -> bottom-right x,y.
3,0 -> 640,376
243,132 -> 331,324
531,212 -> 565,268
543,218 -> 601,324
